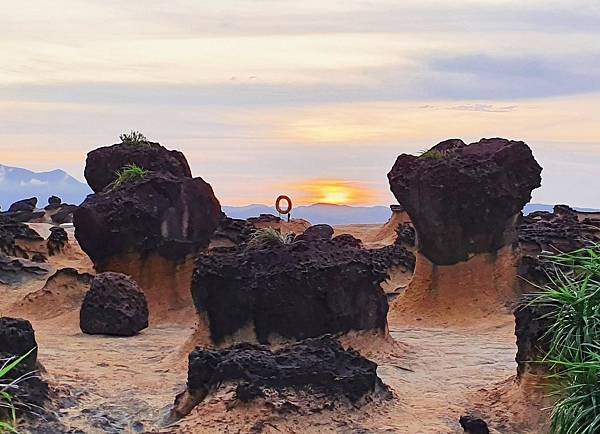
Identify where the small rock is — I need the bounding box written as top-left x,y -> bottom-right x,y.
459,415 -> 490,434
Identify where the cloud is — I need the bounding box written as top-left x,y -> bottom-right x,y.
20,178 -> 48,187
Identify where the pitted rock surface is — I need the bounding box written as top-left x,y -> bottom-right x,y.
185,335 -> 386,404
192,234 -> 388,344
295,224 -> 334,242
47,226 -> 68,255
80,272 -> 149,336
0,256 -> 50,285
74,172 -> 221,266
84,141 -> 192,193
388,138 -> 542,265
0,214 -> 43,256
211,216 -> 256,246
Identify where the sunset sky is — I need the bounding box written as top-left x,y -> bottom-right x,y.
1,1 -> 599,207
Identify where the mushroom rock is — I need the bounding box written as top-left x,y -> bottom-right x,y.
192,234 -> 389,344
8,197 -> 38,213
47,226 -> 68,255
84,141 -> 192,193
74,170 -> 221,322
171,335 -> 388,420
44,195 -> 62,210
80,272 -> 149,336
388,138 -> 542,266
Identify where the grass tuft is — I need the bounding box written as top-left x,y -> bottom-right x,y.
0,348 -> 36,433
418,149 -> 448,160
246,228 -> 295,249
119,131 -> 148,145
109,164 -> 148,191
528,243 -> 600,434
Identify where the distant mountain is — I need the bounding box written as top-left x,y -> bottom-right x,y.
224,203 -> 392,225
0,164 -> 91,209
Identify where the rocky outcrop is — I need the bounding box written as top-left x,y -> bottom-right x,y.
8,197 -> 37,213
47,226 -> 68,255
295,224 -> 334,242
84,141 -> 192,193
210,216 -> 256,247
80,272 -> 149,336
518,205 -> 600,286
0,256 -> 50,285
388,138 -> 542,265
74,172 -> 221,267
45,195 -> 62,210
192,234 -> 389,344
49,204 -> 79,225
514,303 -> 553,377
0,317 -> 48,412
171,335 -> 387,419
0,214 -> 42,256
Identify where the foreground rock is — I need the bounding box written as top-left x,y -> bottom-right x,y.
171,335 -> 387,420
388,138 -> 542,265
193,234 -> 389,344
84,140 -> 192,193
74,172 -> 221,268
0,317 -> 48,410
80,272 -> 149,336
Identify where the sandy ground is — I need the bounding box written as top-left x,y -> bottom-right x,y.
1,222 -> 548,433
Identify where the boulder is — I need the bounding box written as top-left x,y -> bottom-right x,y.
74,172 -> 221,267
192,234 -> 389,344
295,224 -> 334,242
84,141 -> 192,193
8,197 -> 37,213
387,138 -> 542,265
80,272 -> 149,336
459,415 -> 490,434
172,335 -> 387,419
47,226 -> 68,255
0,317 -> 38,371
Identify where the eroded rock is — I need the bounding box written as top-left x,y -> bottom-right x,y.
84,141 -> 192,193
74,172 -> 221,267
0,214 -> 43,256
514,303 -> 553,377
172,335 -> 387,419
295,224 -> 334,242
0,256 -> 50,285
47,226 -> 68,255
192,235 -> 389,344
80,272 -> 149,336
8,197 -> 37,213
388,138 -> 542,265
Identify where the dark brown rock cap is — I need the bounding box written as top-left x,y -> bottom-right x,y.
388,138 -> 542,265
84,140 -> 192,193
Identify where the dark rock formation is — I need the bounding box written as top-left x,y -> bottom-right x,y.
0,214 -> 43,256
388,138 -> 542,265
518,205 -> 600,285
0,317 -> 48,412
8,197 -> 37,213
0,317 -> 38,371
44,195 -> 62,210
247,214 -> 281,225
3,210 -> 46,223
173,335 -> 386,418
50,204 -> 79,225
74,172 -> 221,267
84,141 -> 192,193
80,272 -> 149,336
395,223 -> 416,247
192,235 -> 389,344
295,224 -> 334,242
0,256 -> 50,285
47,226 -> 68,255
370,242 -> 416,274
210,216 -> 256,246
459,415 -> 490,434
514,303 -> 553,377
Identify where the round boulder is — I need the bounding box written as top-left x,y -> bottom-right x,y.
80,272 -> 149,336
0,317 -> 38,371
296,224 -> 334,242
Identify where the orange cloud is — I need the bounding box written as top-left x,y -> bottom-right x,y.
287,179 -> 382,205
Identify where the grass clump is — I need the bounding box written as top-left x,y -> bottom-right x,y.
528,243 -> 600,434
109,164 -> 148,191
418,149 -> 448,160
119,131 -> 148,145
0,348 -> 36,433
247,228 -> 295,249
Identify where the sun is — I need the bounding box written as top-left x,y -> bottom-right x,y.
317,185 -> 351,204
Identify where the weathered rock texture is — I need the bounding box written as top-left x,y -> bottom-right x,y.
172,335 -> 386,419
388,138 -> 542,265
0,214 -> 43,256
518,205 -> 600,286
295,224 -> 334,242
47,226 -> 68,255
84,141 -> 192,193
49,204 -> 79,225
514,303 -> 553,377
80,272 -> 149,336
209,216 -> 256,248
74,172 -> 221,267
0,256 -> 49,285
192,235 -> 389,344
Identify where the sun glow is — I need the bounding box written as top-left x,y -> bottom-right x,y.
289,179 -> 380,205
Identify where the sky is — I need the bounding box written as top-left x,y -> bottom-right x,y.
1,0 -> 599,207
